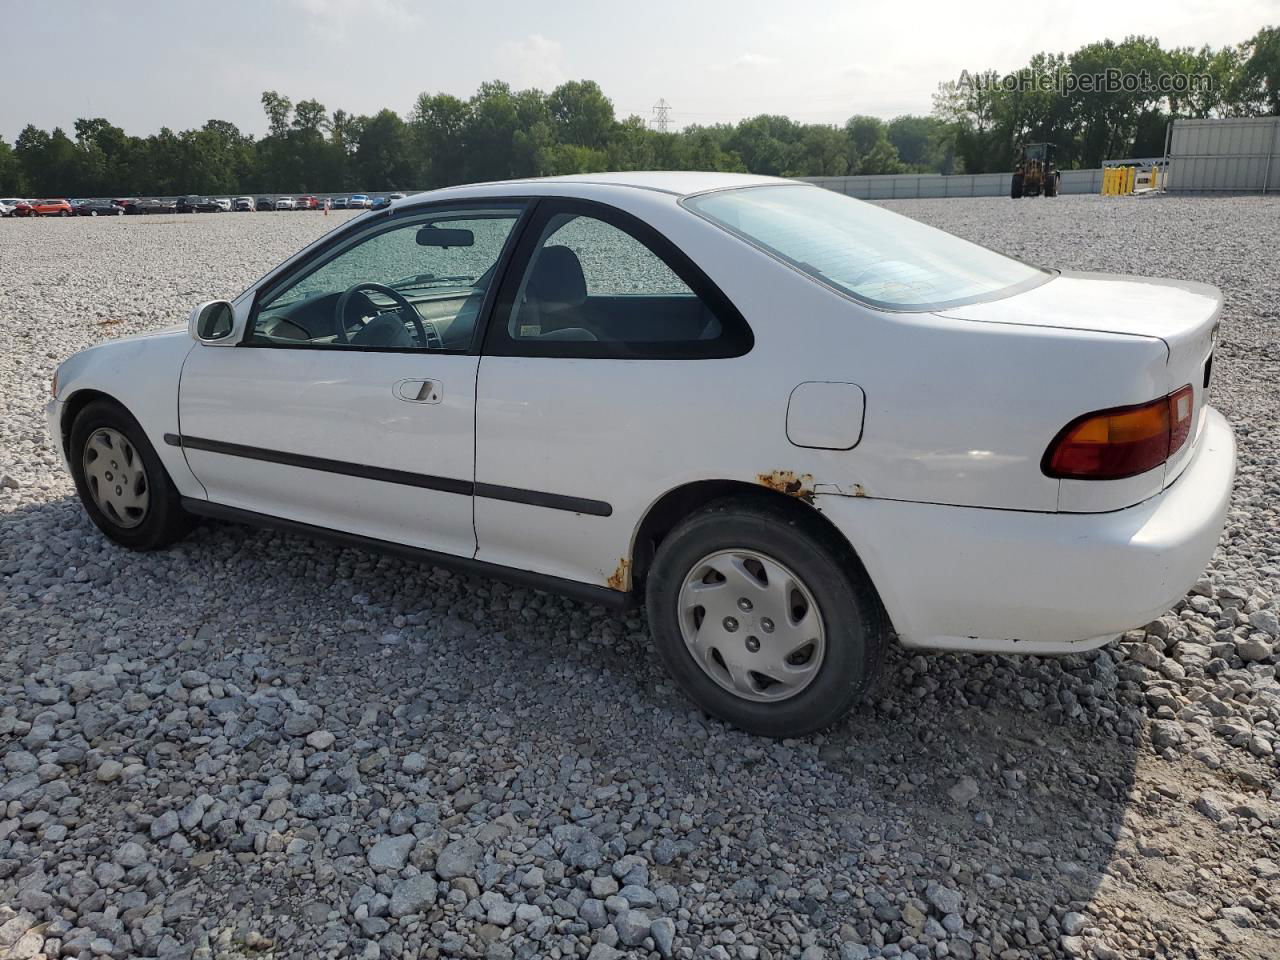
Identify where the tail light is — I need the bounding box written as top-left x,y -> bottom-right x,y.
1043,385 -> 1194,481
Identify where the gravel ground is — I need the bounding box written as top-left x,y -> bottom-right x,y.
1,197 -> 1278,960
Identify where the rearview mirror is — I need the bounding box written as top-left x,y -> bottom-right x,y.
417,226 -> 474,248
189,300 -> 235,343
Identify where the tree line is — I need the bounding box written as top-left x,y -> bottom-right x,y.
937,26 -> 1279,172
0,25 -> 1275,197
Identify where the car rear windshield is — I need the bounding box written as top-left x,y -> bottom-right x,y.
684,184 -> 1049,311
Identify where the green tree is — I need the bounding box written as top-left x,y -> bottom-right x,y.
0,137 -> 23,193
1167,44 -> 1241,118
679,126 -> 744,172
843,116 -> 904,174
1237,26 -> 1280,115
791,125 -> 854,176
293,99 -> 328,135
547,80 -> 614,150
538,142 -> 609,175
728,115 -> 798,176
261,91 -> 293,137
604,115 -> 659,170
354,109 -> 415,188
411,93 -> 470,186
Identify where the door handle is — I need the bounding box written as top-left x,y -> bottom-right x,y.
393,379 -> 442,404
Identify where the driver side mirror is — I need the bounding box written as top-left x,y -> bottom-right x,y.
189,300 -> 235,343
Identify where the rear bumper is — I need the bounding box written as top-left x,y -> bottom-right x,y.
820,406 -> 1236,655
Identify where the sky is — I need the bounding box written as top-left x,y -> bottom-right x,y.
1,0 -> 1277,140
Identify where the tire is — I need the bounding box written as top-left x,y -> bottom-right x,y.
1010,173 -> 1024,199
116,208 -> 124,216
1044,172 -> 1060,197
90,210 -> 98,217
69,399 -> 193,551
646,499 -> 887,737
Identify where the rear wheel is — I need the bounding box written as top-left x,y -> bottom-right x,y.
646,500 -> 887,737
70,400 -> 193,550
1010,173 -> 1024,199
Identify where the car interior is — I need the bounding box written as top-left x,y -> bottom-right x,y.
252,282 -> 488,351
247,210 -> 724,352
506,214 -> 723,345
510,243 -> 720,343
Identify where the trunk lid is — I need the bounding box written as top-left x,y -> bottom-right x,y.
938,270 -> 1221,488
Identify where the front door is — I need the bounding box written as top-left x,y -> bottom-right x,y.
179,202 -> 528,559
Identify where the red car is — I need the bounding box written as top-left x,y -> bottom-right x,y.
294,195 -> 319,210
31,199 -> 74,217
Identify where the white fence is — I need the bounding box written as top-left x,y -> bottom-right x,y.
802,169 -> 1104,199
1165,117 -> 1280,194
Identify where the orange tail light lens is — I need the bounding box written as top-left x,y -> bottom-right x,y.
1043,385 -> 1194,481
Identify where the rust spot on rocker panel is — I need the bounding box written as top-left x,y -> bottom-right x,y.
607,558 -> 630,591
757,470 -> 815,504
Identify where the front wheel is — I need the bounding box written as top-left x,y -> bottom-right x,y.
646,500 -> 887,737
70,400 -> 193,550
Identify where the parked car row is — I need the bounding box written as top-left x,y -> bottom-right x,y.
3,198 -> 76,216
2,197 -> 171,216
180,194 -> 388,212
2,193 -> 412,217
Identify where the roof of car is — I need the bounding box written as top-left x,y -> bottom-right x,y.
395,171 -> 793,210
526,171 -> 787,195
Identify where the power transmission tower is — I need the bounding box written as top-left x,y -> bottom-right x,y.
651,99 -> 672,133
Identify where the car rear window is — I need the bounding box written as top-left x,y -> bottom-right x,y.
684,184 -> 1049,311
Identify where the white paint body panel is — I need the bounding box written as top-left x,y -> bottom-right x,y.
49,171 -> 1236,656
821,408 -> 1235,652
179,346 -> 478,558
49,327 -> 204,498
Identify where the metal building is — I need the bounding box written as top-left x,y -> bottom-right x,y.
1164,117 -> 1280,194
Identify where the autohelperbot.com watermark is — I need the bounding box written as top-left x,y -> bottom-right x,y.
957,68 -> 1213,95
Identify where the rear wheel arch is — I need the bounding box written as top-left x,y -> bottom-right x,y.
628,479 -> 890,623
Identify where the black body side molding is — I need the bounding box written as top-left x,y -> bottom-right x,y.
166,433 -> 611,516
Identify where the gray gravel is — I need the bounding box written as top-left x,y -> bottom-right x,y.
2,197 -> 1279,960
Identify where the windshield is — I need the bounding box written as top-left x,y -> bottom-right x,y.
684,184 -> 1048,311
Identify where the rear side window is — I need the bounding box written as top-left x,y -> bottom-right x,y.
685,183 -> 1049,311
486,200 -> 751,359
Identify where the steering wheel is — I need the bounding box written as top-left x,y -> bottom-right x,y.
334,282 -> 428,346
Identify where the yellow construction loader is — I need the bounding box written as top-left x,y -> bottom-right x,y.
1011,142 -> 1061,198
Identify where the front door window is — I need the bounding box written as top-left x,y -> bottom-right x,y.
249,205 -> 526,351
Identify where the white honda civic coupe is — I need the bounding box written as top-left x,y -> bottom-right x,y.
48,172 -> 1235,736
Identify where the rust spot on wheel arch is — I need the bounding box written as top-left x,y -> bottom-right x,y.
756,470 -> 815,504
607,558 -> 630,591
